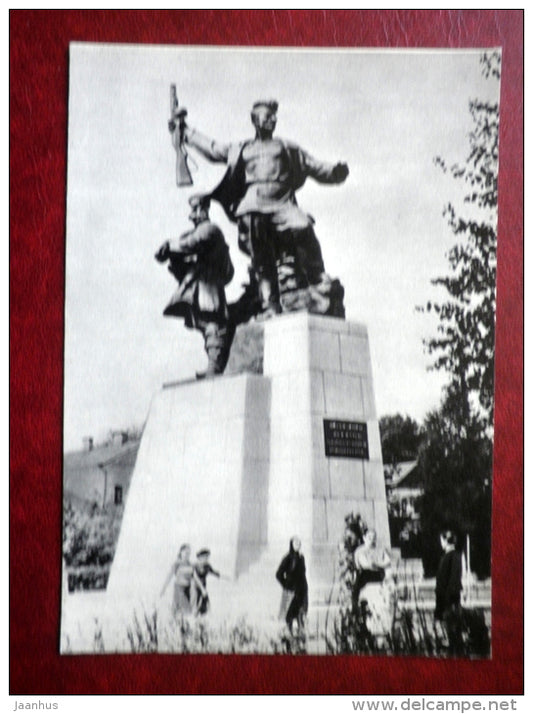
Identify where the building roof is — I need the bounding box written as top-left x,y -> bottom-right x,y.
385,460 -> 422,489
63,441 -> 140,504
64,441 -> 138,470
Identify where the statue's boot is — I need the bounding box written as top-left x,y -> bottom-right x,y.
256,275 -> 282,319
196,322 -> 235,378
292,226 -> 326,286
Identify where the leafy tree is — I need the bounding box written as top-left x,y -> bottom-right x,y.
418,388 -> 492,578
417,52 -> 499,578
379,414 -> 422,466
63,500 -> 125,589
422,51 -> 500,432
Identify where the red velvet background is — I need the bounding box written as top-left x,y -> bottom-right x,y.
10,10 -> 523,695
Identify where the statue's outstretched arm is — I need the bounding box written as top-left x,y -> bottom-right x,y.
302,149 -> 349,184
183,127 -> 230,163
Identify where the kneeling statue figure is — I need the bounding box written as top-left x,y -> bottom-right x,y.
155,194 -> 235,378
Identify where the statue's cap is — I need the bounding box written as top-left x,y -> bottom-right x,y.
188,193 -> 210,209
196,548 -> 210,557
252,99 -> 278,113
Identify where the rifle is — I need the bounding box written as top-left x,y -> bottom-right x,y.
169,84 -> 193,186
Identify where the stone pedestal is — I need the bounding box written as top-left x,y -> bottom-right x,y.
103,312 -> 389,636
263,313 -> 390,594
106,374 -> 271,602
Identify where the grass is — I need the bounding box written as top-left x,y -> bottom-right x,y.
122,609 -> 303,654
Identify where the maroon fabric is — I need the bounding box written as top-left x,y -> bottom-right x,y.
10,10 -> 523,695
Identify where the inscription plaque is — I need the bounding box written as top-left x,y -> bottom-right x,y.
323,419 -> 369,459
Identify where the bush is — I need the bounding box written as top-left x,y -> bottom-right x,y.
66,566 -> 110,592
63,500 -> 124,590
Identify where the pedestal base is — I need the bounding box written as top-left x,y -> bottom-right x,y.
62,313 -> 389,653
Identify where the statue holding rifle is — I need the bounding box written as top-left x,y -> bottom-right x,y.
171,97 -> 349,319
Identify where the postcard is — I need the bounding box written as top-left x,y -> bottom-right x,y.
61,43 -> 500,658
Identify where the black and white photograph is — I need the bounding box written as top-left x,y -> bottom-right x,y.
61,43 -> 500,657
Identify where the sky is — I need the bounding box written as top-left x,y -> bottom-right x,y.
63,44 -> 500,452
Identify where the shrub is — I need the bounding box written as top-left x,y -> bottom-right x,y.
63,499 -> 124,590
67,566 -> 110,593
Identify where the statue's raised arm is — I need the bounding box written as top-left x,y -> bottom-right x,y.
183,127 -> 230,164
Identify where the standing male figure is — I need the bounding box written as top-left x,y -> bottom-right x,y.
155,194 -> 235,377
175,100 -> 349,317
435,529 -> 464,656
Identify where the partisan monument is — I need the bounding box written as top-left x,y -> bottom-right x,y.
103,90 -> 390,649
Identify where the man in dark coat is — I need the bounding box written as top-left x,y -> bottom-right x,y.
276,536 -> 309,634
435,529 -> 464,656
179,100 -> 349,317
155,194 -> 235,377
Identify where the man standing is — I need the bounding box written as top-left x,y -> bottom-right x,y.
155,194 -> 235,377
175,100 -> 349,317
435,529 -> 464,656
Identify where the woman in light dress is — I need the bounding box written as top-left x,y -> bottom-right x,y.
160,543 -> 194,616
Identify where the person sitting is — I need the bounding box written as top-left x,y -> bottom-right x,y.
352,528 -> 391,609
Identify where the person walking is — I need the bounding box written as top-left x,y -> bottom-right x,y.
160,543 -> 194,616
276,536 -> 309,635
191,548 -> 220,615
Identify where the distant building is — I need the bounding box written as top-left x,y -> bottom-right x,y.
385,460 -> 423,557
82,436 -> 94,452
109,430 -> 129,447
63,439 -> 140,509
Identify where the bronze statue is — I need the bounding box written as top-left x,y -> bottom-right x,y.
177,99 -> 348,318
155,194 -> 235,377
